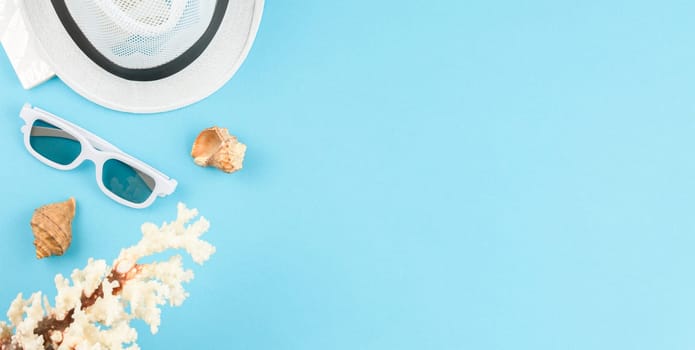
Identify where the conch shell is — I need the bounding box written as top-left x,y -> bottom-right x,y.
31,198 -> 76,259
191,126 -> 247,173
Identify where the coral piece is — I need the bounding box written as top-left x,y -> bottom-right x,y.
31,198 -> 76,259
1,203 -> 215,350
191,126 -> 246,173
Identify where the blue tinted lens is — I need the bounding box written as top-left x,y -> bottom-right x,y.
29,120 -> 82,165
102,159 -> 154,204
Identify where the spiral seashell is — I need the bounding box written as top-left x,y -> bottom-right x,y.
191,126 -> 247,173
31,198 -> 76,259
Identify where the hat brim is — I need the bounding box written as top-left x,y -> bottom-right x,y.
21,0 -> 263,113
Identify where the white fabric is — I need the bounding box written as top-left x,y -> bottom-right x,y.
0,0 -> 55,89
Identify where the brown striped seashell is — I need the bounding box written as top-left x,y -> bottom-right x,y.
191,126 -> 247,173
31,198 -> 76,259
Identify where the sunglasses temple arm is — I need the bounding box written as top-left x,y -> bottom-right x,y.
134,168 -> 156,192
22,104 -> 122,153
30,127 -> 79,141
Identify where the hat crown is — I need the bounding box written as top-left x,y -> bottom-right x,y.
65,0 -> 217,70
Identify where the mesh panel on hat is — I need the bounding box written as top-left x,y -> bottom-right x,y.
64,0 -> 216,69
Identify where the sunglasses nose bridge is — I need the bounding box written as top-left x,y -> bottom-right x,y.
80,151 -> 103,167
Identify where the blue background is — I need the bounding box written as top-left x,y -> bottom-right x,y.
1,0 -> 695,349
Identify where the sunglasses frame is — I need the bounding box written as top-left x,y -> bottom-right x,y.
19,104 -> 177,208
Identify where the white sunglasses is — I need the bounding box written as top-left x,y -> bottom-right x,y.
20,104 -> 177,208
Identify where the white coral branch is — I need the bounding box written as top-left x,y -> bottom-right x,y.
0,203 -> 215,350
115,203 -> 215,274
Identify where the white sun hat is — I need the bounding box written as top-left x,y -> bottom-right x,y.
0,0 -> 263,113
